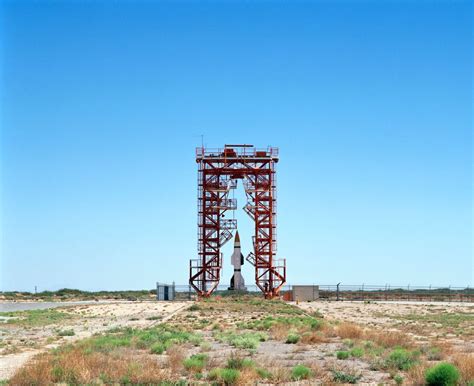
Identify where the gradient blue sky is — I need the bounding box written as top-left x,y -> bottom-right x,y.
1,1 -> 472,292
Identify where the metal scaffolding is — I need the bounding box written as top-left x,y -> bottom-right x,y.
189,144 -> 286,299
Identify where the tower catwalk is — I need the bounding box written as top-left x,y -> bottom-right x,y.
189,144 -> 286,299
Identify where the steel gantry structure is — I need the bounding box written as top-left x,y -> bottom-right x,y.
189,144 -> 286,299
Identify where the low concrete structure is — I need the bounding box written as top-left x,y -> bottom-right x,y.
292,285 -> 319,301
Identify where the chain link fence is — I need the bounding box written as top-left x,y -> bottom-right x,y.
162,283 -> 473,302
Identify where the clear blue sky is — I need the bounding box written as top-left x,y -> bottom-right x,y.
1,1 -> 472,292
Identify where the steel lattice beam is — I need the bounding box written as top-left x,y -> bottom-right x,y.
189,145 -> 286,298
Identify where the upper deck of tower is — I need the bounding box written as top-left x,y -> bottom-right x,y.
196,144 -> 279,162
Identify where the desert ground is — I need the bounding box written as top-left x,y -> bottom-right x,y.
1,297 -> 473,385
0,301 -> 187,380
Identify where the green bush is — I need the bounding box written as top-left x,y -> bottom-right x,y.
386,348 -> 418,370
336,350 -> 350,360
291,365 -> 311,381
150,342 -> 166,354
188,304 -> 200,311
232,336 -> 258,349
189,334 -> 203,346
200,341 -> 211,351
207,368 -> 221,381
394,374 -> 403,385
425,363 -> 460,386
226,357 -> 255,370
146,315 -> 161,321
183,354 -> 208,372
57,329 -> 75,337
220,368 -> 240,385
350,347 -> 364,358
286,333 -> 300,344
256,368 -> 272,379
332,370 -> 361,384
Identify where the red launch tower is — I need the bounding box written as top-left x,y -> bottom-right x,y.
189,144 -> 286,299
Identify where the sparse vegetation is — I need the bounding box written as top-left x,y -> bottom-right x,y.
0,308 -> 73,327
5,295 -> 473,385
214,330 -> 267,350
0,288 -> 156,301
79,324 -> 201,355
364,330 -> 411,348
425,346 -> 443,360
396,313 -> 474,336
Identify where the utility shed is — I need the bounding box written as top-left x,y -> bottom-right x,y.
292,285 -> 319,301
157,282 -> 175,301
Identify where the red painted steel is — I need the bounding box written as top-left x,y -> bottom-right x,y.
189,145 -> 286,298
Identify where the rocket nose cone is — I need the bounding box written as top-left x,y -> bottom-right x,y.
235,231 -> 240,243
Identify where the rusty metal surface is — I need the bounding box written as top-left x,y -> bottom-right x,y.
189,144 -> 286,298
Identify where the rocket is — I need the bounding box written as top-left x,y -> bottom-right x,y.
229,231 -> 247,291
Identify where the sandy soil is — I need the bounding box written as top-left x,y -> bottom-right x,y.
0,301 -> 187,380
3,299 -> 473,384
167,300 -> 393,384
296,300 -> 474,352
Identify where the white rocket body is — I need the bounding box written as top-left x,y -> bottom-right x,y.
229,231 -> 246,291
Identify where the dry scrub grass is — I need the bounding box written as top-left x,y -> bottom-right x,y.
166,345 -> 184,373
10,347 -> 170,385
269,367 -> 290,383
336,322 -> 412,348
453,353 -> 474,384
270,324 -> 289,340
300,330 -> 329,344
364,329 -> 412,348
236,367 -> 261,385
336,323 -> 363,339
309,363 -> 327,380
405,362 -> 429,385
